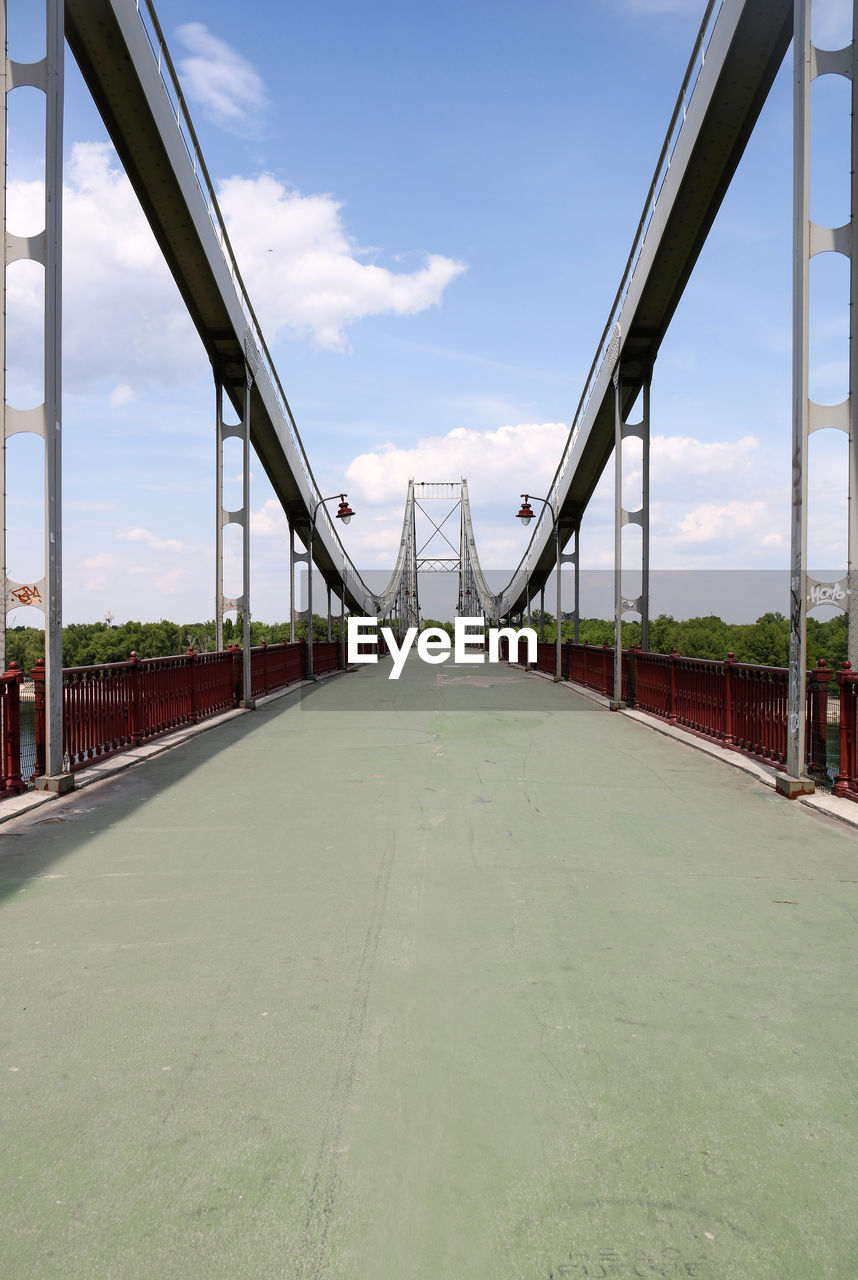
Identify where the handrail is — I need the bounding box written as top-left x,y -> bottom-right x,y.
493,0 -> 725,616
130,0 -> 380,608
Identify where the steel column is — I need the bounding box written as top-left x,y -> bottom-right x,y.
849,1 -> 858,669
784,0 -> 856,790
215,367 -> 254,704
787,0 -> 812,785
612,367 -> 651,707
289,523 -> 310,642
2,0 -> 67,787
44,0 -> 64,782
572,524 -> 581,643
1,2 -> 6,677
640,381 -> 651,652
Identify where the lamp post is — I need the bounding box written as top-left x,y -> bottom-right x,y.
516,494 -> 563,682
307,494 -> 354,680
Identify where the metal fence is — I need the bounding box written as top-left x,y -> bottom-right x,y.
512,641 -> 856,799
13,640 -> 327,785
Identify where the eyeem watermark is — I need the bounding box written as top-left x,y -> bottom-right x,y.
347,616 -> 537,679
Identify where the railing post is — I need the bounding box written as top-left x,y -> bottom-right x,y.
3,661 -> 24,793
231,645 -> 243,706
807,657 -> 831,782
129,651 -> 143,746
669,647 -> 678,726
626,645 -> 639,708
724,651 -> 735,747
602,642 -> 609,697
187,647 -> 199,723
261,638 -> 268,693
32,658 -> 46,780
834,662 -> 856,797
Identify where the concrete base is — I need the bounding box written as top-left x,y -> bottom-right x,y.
32,773 -> 75,795
238,698 -> 257,710
609,700 -> 624,712
775,774 -> 816,799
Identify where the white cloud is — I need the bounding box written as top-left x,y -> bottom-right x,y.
218,173 -> 467,351
81,552 -> 116,570
175,23 -> 268,135
340,424 -> 802,575
117,526 -> 202,556
677,500 -> 774,544
6,143 -> 201,393
152,568 -> 189,595
251,498 -> 288,537
346,422 -> 568,505
5,144 -> 467,395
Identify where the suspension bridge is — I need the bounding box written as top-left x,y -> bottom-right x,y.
1,0 -> 858,1277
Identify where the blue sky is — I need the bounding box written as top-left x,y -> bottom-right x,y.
3,0 -> 853,624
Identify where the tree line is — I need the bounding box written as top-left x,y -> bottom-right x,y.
2,609 -> 849,675
427,611 -> 846,671
5,614 -> 339,674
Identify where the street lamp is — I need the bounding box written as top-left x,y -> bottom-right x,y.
307,493 -> 355,679
515,493 -> 563,682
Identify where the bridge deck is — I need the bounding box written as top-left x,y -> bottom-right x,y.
1,658 -> 856,1279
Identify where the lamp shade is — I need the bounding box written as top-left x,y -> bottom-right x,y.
336,496 -> 355,524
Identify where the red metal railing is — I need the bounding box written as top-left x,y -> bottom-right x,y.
633,650 -> 674,719
194,650 -> 239,718
0,664 -> 25,796
533,641 -> 556,674
313,641 -> 340,676
14,639 -> 858,800
674,654 -> 730,743
567,642 -> 617,697
834,664 -> 858,798
250,641 -> 306,698
28,642 -> 315,779
729,659 -> 789,766
497,638 -> 858,795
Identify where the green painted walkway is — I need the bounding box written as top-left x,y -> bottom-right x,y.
1,657 -> 856,1279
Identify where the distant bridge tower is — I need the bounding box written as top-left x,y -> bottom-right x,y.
412,481 -> 463,618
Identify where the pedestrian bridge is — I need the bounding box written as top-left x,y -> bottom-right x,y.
1,657 -> 856,1278
2,0 -> 858,1272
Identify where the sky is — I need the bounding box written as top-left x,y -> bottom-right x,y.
2,0 -> 854,626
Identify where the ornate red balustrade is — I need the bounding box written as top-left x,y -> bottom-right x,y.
494,636 -> 854,794
0,664 -> 25,796
194,650 -> 240,718
533,641 -> 556,674
632,650 -> 673,719
28,642 -> 313,778
250,641 -> 306,698
312,641 -> 341,676
729,659 -> 789,766
567,642 -> 615,697
11,640 -> 858,800
673,654 -> 731,743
